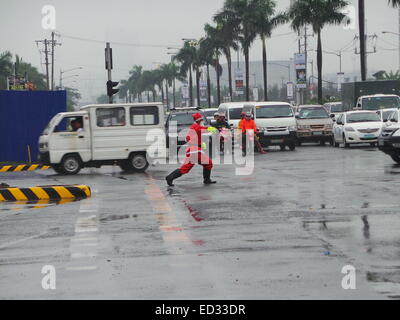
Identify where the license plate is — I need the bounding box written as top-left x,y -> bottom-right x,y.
312,131 -> 323,135
364,134 -> 375,138
271,139 -> 284,143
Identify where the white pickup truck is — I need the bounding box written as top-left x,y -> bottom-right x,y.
38,103 -> 165,174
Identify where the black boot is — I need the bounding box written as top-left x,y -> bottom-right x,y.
203,168 -> 216,184
166,169 -> 182,186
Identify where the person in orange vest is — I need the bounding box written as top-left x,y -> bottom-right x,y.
240,112 -> 267,155
166,112 -> 217,186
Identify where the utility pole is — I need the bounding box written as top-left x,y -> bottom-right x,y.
50,32 -> 61,90
44,40 -> 49,90
358,0 -> 366,81
355,34 -> 377,78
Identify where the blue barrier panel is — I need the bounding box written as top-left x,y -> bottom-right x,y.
0,90 -> 66,162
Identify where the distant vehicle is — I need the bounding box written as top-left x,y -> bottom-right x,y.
323,102 -> 344,120
295,105 -> 334,146
241,102 -> 297,151
333,111 -> 383,148
355,94 -> 400,111
217,102 -> 257,128
38,103 -> 165,174
378,109 -> 400,163
202,108 -> 218,122
165,107 -> 210,147
376,108 -> 398,123
342,80 -> 400,111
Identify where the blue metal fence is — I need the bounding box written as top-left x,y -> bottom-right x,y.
0,90 -> 66,162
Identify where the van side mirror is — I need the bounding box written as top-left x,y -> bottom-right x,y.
330,114 -> 335,118
391,118 -> 397,123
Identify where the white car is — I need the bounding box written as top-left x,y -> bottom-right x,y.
377,108 -> 398,124
333,111 -> 383,148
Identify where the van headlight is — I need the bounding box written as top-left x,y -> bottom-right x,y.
298,125 -> 310,130
288,126 -> 297,131
39,142 -> 48,149
325,124 -> 333,129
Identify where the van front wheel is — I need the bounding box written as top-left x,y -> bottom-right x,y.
60,155 -> 82,175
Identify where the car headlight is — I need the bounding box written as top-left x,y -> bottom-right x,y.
392,128 -> 400,137
288,126 -> 297,131
345,127 -> 355,132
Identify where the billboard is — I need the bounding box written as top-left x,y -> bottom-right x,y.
294,53 -> 307,89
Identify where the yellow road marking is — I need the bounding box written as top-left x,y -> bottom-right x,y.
53,186 -> 75,199
14,165 -> 26,172
28,164 -> 39,171
0,166 -> 12,172
30,187 -> 50,200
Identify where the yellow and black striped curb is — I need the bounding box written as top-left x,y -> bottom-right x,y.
0,164 -> 50,173
0,185 -> 91,202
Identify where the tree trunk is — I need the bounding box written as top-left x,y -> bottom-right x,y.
189,66 -> 193,106
206,63 -> 211,107
244,46 -> 250,101
173,78 -> 176,108
358,0 -> 366,81
160,84 -> 164,104
165,81 -> 169,110
262,34 -> 268,101
196,68 -> 201,107
216,51 -> 221,106
226,49 -> 233,102
317,30 -> 323,104
153,90 -> 156,102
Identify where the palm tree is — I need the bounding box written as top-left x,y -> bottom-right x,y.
198,38 -> 216,107
210,18 -> 239,102
389,0 -> 400,6
215,0 -> 258,101
0,51 -> 13,89
174,42 -> 197,106
288,0 -> 348,104
252,0 -> 287,100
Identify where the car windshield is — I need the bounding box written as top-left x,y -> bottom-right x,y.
204,110 -> 217,117
298,107 -> 329,119
229,108 -> 243,120
382,110 -> 395,121
330,104 -> 344,113
170,112 -> 208,126
347,112 -> 381,123
256,105 -> 293,118
42,114 -> 61,135
362,96 -> 400,110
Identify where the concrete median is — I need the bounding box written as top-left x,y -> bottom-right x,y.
0,185 -> 91,202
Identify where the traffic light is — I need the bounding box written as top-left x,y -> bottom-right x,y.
107,80 -> 119,98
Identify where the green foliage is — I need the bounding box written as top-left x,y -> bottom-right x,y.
65,87 -> 81,111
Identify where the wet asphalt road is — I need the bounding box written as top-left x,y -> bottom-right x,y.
1,144 -> 400,299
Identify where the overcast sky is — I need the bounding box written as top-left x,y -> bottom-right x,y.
1,0 -> 399,101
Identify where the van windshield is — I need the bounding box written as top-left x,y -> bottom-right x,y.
330,104 -> 344,113
229,108 -> 243,120
42,114 -> 61,135
362,96 -> 400,110
256,105 -> 293,118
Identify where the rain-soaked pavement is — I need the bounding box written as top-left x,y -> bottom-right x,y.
1,145 -> 400,299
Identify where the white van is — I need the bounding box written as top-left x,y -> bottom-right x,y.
242,102 -> 298,151
217,102 -> 257,128
38,103 -> 165,175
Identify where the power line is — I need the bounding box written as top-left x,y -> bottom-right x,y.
55,32 -> 179,49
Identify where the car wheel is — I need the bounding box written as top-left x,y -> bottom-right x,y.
343,134 -> 350,148
320,140 -> 325,146
288,143 -> 296,151
60,155 -> 82,175
391,155 -> 400,164
279,144 -> 286,151
127,153 -> 149,172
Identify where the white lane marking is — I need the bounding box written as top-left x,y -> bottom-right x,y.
0,231 -> 49,249
70,237 -> 97,242
71,252 -> 97,259
70,242 -> 98,247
